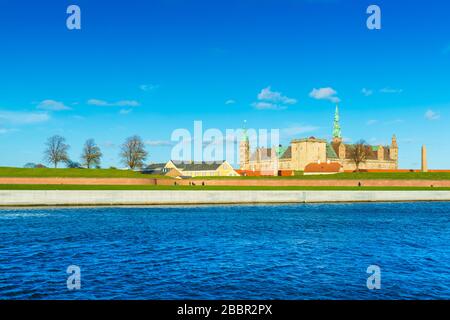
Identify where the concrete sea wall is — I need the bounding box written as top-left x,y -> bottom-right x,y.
158,179 -> 450,187
1,190 -> 450,206
2,178 -> 450,187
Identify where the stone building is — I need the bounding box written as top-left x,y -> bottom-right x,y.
239,105 -> 398,174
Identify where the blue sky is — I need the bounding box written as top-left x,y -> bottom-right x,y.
0,0 -> 449,168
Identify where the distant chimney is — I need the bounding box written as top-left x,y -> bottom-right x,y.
422,145 -> 428,172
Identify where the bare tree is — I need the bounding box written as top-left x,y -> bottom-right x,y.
348,139 -> 369,172
44,135 -> 70,168
120,135 -> 148,170
81,139 -> 102,169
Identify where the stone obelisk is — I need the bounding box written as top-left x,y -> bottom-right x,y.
421,145 -> 428,173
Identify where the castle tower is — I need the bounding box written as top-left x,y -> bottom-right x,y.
391,134 -> 399,169
390,135 -> 398,159
332,105 -> 342,144
421,145 -> 428,172
377,145 -> 385,161
239,121 -> 250,170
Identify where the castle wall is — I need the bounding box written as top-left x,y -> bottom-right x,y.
340,159 -> 397,171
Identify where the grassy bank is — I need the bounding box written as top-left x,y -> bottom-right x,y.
194,172 -> 450,180
1,184 -> 450,191
0,167 -> 166,179
1,167 -> 450,181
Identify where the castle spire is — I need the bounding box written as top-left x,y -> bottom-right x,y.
241,120 -> 249,142
333,104 -> 342,142
391,134 -> 398,148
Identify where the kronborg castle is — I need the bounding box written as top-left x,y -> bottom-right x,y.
239,106 -> 399,173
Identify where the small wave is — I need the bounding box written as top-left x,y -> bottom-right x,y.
0,213 -> 50,219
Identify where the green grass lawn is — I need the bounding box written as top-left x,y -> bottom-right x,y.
1,167 -> 450,181
1,184 -> 449,191
194,172 -> 450,180
0,167 -> 167,179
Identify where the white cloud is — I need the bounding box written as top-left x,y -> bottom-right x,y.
225,99 -> 236,105
361,88 -> 373,96
37,99 -> 71,111
0,110 -> 50,124
145,140 -> 174,147
119,109 -> 133,115
102,141 -> 117,149
87,99 -> 140,107
380,87 -> 403,94
203,134 -> 238,147
252,86 -> 296,110
251,101 -> 287,110
282,125 -> 319,136
343,137 -> 352,143
309,87 -> 340,103
366,119 -> 378,125
257,87 -> 297,105
139,84 -> 159,92
425,109 -> 440,120
0,128 -> 18,134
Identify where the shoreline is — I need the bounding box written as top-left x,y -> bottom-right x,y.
1,190 -> 450,207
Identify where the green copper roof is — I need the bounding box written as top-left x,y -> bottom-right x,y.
275,146 -> 288,158
326,143 -> 338,159
333,105 -> 342,139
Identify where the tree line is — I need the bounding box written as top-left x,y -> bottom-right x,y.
41,135 -> 148,170
33,135 -> 371,172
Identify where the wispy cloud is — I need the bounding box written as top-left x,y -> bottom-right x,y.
258,87 -> 297,105
309,87 -> 340,103
366,119 -> 378,125
37,99 -> 71,111
361,88 -> 373,97
252,86 -> 297,110
252,101 -> 287,110
282,124 -> 319,137
203,134 -> 239,147
425,109 -> 440,120
119,109 -> 133,115
225,99 -> 236,105
139,84 -> 159,92
0,110 -> 50,124
145,140 -> 174,147
87,99 -> 140,107
102,141 -> 117,149
0,128 -> 18,134
380,87 -> 403,94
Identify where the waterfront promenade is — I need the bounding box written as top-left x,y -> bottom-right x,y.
1,190 -> 450,206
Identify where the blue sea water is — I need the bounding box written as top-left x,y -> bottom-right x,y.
0,202 -> 449,300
